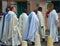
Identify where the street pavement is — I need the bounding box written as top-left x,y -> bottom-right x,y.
28,39 -> 60,46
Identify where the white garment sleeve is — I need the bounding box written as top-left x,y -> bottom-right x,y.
54,13 -> 59,25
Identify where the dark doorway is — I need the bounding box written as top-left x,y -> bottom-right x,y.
52,1 -> 60,13
17,1 -> 27,18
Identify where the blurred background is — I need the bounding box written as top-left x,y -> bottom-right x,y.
0,0 -> 60,31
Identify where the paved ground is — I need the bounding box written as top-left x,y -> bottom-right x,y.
54,41 -> 60,46
28,40 -> 60,46
29,42 -> 60,46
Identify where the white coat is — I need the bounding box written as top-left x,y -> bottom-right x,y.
37,11 -> 45,38
2,11 -> 22,45
25,12 -> 39,42
19,13 -> 28,40
0,17 -> 3,40
48,9 -> 59,42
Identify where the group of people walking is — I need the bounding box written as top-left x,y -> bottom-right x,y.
0,3 -> 59,46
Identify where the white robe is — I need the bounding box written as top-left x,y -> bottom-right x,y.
2,11 -> 22,45
19,13 -> 28,40
37,11 -> 45,38
0,17 -> 3,40
48,9 -> 59,42
25,12 -> 39,42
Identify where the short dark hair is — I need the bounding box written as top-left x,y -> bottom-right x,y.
23,9 -> 27,13
38,7 -> 42,12
6,6 -> 12,12
34,9 -> 37,14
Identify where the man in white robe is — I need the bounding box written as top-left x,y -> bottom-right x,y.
2,7 -> 22,45
19,9 -> 28,40
0,16 -> 3,40
25,12 -> 39,43
37,7 -> 46,41
47,3 -> 59,42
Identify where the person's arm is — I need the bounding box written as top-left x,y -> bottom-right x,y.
54,12 -> 59,25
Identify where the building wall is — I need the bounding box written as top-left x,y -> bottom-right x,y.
2,0 -> 60,28
2,1 -> 7,12
28,0 -> 36,12
39,1 -> 46,16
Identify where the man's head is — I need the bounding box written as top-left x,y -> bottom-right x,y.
47,3 -> 54,11
33,9 -> 37,14
11,7 -> 17,13
23,9 -> 27,13
6,6 -> 11,12
38,7 -> 42,12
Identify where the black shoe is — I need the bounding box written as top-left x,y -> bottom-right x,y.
42,38 -> 45,42
31,42 -> 35,45
54,42 -> 59,43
